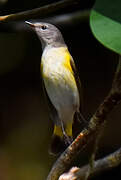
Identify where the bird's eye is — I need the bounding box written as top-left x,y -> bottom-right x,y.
41,25 -> 47,30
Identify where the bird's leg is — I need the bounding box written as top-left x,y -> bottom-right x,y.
60,120 -> 73,145
76,112 -> 88,126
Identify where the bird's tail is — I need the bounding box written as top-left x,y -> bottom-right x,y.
49,123 -> 73,155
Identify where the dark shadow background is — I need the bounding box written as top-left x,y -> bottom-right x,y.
0,0 -> 121,179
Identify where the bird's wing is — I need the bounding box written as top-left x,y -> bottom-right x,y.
70,56 -> 83,112
42,80 -> 60,125
70,57 -> 87,132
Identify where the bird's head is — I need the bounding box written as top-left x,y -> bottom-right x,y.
25,21 -> 65,49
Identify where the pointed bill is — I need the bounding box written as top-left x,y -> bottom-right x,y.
25,21 -> 35,27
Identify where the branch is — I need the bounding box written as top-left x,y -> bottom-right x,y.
43,10 -> 90,26
84,126 -> 104,180
0,0 -> 84,22
59,147 -> 121,179
47,56 -> 121,180
0,10 -> 90,33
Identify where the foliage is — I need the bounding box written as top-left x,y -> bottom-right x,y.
90,0 -> 121,54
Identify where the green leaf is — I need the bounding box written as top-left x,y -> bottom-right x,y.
90,0 -> 121,54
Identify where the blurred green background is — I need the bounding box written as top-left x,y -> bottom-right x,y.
0,0 -> 121,179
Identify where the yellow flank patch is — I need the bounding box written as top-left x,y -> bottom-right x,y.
63,51 -> 73,73
40,62 -> 43,74
54,125 -> 63,137
41,47 -> 76,88
65,122 -> 72,137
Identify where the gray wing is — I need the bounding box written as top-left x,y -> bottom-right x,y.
42,80 -> 61,126
70,57 -> 87,127
70,57 -> 83,112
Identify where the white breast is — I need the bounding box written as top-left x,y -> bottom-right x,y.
41,47 -> 80,122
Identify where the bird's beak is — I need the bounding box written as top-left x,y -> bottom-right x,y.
25,21 -> 36,28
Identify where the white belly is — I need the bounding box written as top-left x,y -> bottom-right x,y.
41,47 -> 80,122
43,65 -> 79,121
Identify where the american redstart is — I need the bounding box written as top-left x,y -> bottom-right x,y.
25,21 -> 85,155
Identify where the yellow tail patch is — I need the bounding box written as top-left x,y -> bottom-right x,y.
65,121 -> 73,137
53,122 -> 73,138
54,125 -> 63,137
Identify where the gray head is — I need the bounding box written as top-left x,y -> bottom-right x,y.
25,21 -> 66,49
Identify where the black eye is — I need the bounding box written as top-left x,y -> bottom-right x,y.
41,25 -> 47,30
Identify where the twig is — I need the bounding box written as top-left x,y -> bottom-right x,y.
59,147 -> 121,179
85,125 -> 104,180
0,10 -> 90,33
43,10 -> 90,26
47,55 -> 121,180
0,0 -> 83,22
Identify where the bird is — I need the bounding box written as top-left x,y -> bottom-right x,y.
25,21 -> 85,155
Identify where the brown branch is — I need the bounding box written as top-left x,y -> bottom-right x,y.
85,126 -> 104,180
59,147 -> 121,180
43,10 -> 90,26
0,10 -> 90,33
0,0 -> 82,22
47,55 -> 121,180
